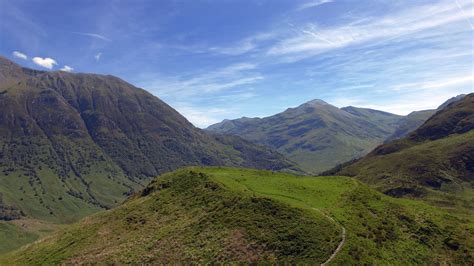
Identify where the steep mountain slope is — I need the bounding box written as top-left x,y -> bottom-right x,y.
0,56 -> 298,223
2,168 -> 472,264
384,110 -> 436,142
338,93 -> 474,209
208,100 -> 405,173
385,94 -> 466,142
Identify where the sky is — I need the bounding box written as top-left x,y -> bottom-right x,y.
1,0 -> 473,127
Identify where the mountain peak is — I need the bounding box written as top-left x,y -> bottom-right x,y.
304,99 -> 329,106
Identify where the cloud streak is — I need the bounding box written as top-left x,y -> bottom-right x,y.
139,63 -> 263,98
268,0 -> 474,61
71,31 -> 111,41
296,0 -> 333,11
12,51 -> 28,60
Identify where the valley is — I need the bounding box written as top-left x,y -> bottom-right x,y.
207,99 -> 444,174
0,53 -> 472,264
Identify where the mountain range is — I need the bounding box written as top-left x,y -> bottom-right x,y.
0,55 -> 472,263
206,98 -> 455,173
0,56 -> 298,223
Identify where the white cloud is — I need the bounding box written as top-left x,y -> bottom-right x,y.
95,52 -> 102,61
32,57 -> 57,69
60,65 -> 73,72
173,105 -> 237,128
296,0 -> 333,11
12,51 -> 27,60
268,0 -> 474,60
71,31 -> 110,41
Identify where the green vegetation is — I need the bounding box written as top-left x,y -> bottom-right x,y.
0,55 -> 298,225
207,101 -> 435,174
0,219 -> 60,254
204,168 -> 473,264
339,94 -> 474,210
0,169 -> 340,264
2,168 -> 472,264
0,222 -> 38,254
340,131 -> 474,210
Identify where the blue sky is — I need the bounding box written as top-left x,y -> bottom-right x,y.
1,0 -> 473,127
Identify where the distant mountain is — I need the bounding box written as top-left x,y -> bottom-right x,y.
207,99 -> 440,173
338,93 -> 474,208
384,110 -> 436,142
0,56 -> 298,222
385,95 -> 467,142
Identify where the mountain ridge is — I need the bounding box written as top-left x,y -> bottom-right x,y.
206,98 -> 440,173
337,93 -> 474,208
0,56 -> 299,223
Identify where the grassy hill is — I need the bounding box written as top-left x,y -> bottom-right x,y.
0,56 -> 299,223
2,168 -> 472,264
338,93 -> 474,209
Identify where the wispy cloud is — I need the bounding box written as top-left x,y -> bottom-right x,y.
268,0 -> 474,61
296,0 -> 333,11
139,63 -> 263,98
455,0 -> 474,29
328,72 -> 473,115
390,75 -> 473,91
208,33 -> 275,56
95,52 -> 102,61
32,57 -> 57,69
60,65 -> 74,72
209,41 -> 256,56
71,31 -> 111,41
12,51 -> 28,60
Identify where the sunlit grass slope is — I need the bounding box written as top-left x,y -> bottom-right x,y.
204,167 -> 473,264
0,168 -> 340,264
1,168 -> 472,264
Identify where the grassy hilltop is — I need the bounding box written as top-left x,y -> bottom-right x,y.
2,168 -> 472,264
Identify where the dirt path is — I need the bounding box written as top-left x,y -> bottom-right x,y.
312,208 -> 346,266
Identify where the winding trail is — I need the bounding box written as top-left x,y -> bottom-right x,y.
233,183 -> 347,265
312,208 -> 346,266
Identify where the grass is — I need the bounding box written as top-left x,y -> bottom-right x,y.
340,131 -> 474,211
0,222 -> 38,254
1,167 -> 472,264
0,168 -> 341,264
204,167 -> 473,264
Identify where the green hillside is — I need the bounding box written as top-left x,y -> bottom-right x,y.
3,168 -> 472,264
206,99 -> 444,174
207,100 -> 404,174
338,93 -> 474,209
0,56 -> 299,223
